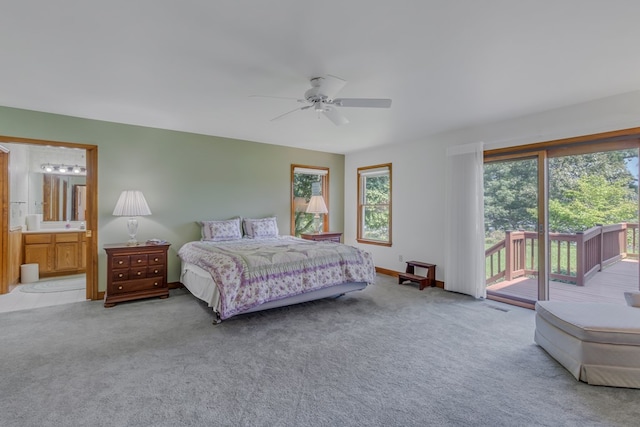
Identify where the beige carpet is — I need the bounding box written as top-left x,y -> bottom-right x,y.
0,274 -> 638,426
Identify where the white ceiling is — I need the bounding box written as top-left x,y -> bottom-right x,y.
2,1 -> 640,154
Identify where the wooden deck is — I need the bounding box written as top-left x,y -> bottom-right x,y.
487,259 -> 639,305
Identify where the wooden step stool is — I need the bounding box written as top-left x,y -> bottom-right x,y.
398,261 -> 436,290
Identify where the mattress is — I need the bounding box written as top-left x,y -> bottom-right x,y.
181,261 -> 368,318
178,236 -> 375,320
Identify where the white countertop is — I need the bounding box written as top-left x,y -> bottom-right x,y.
22,228 -> 85,234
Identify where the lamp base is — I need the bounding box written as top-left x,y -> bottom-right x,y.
313,214 -> 321,234
126,217 -> 139,246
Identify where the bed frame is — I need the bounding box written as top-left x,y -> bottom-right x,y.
181,262 -> 367,323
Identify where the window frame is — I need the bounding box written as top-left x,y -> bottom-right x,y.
290,164 -> 330,236
357,163 -> 392,246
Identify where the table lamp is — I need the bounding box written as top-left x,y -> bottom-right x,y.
306,195 -> 328,233
112,190 -> 152,245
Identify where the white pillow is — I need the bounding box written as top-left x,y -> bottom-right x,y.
200,218 -> 242,241
243,217 -> 278,239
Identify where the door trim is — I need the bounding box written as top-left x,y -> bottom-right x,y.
0,135 -> 98,300
0,145 -> 9,295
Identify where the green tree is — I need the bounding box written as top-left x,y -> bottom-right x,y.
363,174 -> 390,240
549,175 -> 638,232
293,173 -> 321,235
484,150 -> 638,235
549,150 -> 637,204
484,158 -> 538,232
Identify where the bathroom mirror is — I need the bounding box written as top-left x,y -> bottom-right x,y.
29,173 -> 86,221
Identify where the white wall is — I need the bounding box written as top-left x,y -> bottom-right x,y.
7,143 -> 28,228
345,90 -> 640,283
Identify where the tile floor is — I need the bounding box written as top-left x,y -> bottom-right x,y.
0,276 -> 87,313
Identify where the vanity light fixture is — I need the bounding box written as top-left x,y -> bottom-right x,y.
41,163 -> 87,175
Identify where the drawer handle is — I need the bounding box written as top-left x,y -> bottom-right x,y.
118,260 -> 124,265
118,273 -> 123,278
154,257 -> 159,262
137,271 -> 142,276
154,282 -> 159,286
118,286 -> 123,290
137,259 -> 142,263
154,269 -> 159,274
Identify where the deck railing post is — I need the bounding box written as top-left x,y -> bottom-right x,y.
576,231 -> 585,287
598,224 -> 604,272
505,230 -> 513,281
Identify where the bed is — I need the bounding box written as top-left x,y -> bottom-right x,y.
177,217 -> 375,322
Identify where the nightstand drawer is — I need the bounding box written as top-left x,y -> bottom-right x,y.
112,269 -> 129,282
147,265 -> 164,277
113,256 -> 130,268
130,254 -> 148,266
148,253 -> 166,265
110,277 -> 165,294
130,266 -> 147,279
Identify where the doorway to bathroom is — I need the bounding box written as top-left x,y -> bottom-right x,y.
0,135 -> 98,306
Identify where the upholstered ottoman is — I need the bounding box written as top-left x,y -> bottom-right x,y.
535,301 -> 640,388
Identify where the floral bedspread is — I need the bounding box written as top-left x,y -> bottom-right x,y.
178,236 -> 375,319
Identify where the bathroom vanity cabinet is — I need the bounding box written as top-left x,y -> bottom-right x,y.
22,230 -> 87,277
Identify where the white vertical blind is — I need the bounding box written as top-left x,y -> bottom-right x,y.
444,142 -> 486,298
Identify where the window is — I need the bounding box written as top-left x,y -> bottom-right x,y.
290,165 -> 329,236
357,163 -> 392,245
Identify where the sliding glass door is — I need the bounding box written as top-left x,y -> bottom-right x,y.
484,153 -> 546,307
547,147 -> 639,303
484,133 -> 640,308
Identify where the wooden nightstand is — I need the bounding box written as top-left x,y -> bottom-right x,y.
104,242 -> 170,307
300,232 -> 343,243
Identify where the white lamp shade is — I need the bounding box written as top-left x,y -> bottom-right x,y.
306,195 -> 328,214
112,191 -> 152,216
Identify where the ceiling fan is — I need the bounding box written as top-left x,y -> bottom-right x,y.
263,75 -> 392,126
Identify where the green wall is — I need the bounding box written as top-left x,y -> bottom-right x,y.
0,106 -> 345,291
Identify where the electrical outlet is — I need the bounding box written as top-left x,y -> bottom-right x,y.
398,255 -> 403,262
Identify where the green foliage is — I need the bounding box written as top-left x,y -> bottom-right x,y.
484,150 -> 638,234
362,174 -> 390,241
484,158 -> 538,231
293,173 -> 320,200
294,211 -> 316,236
549,175 -> 637,232
293,172 -> 324,236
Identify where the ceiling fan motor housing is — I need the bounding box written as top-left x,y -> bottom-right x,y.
304,86 -> 327,102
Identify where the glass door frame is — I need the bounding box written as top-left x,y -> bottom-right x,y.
485,127 -> 640,306
484,151 -> 549,304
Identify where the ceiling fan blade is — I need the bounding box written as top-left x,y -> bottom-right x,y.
251,95 -> 307,103
323,107 -> 349,126
271,105 -> 313,121
317,75 -> 347,100
333,98 -> 392,108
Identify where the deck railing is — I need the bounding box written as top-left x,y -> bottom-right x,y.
485,222 -> 638,286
